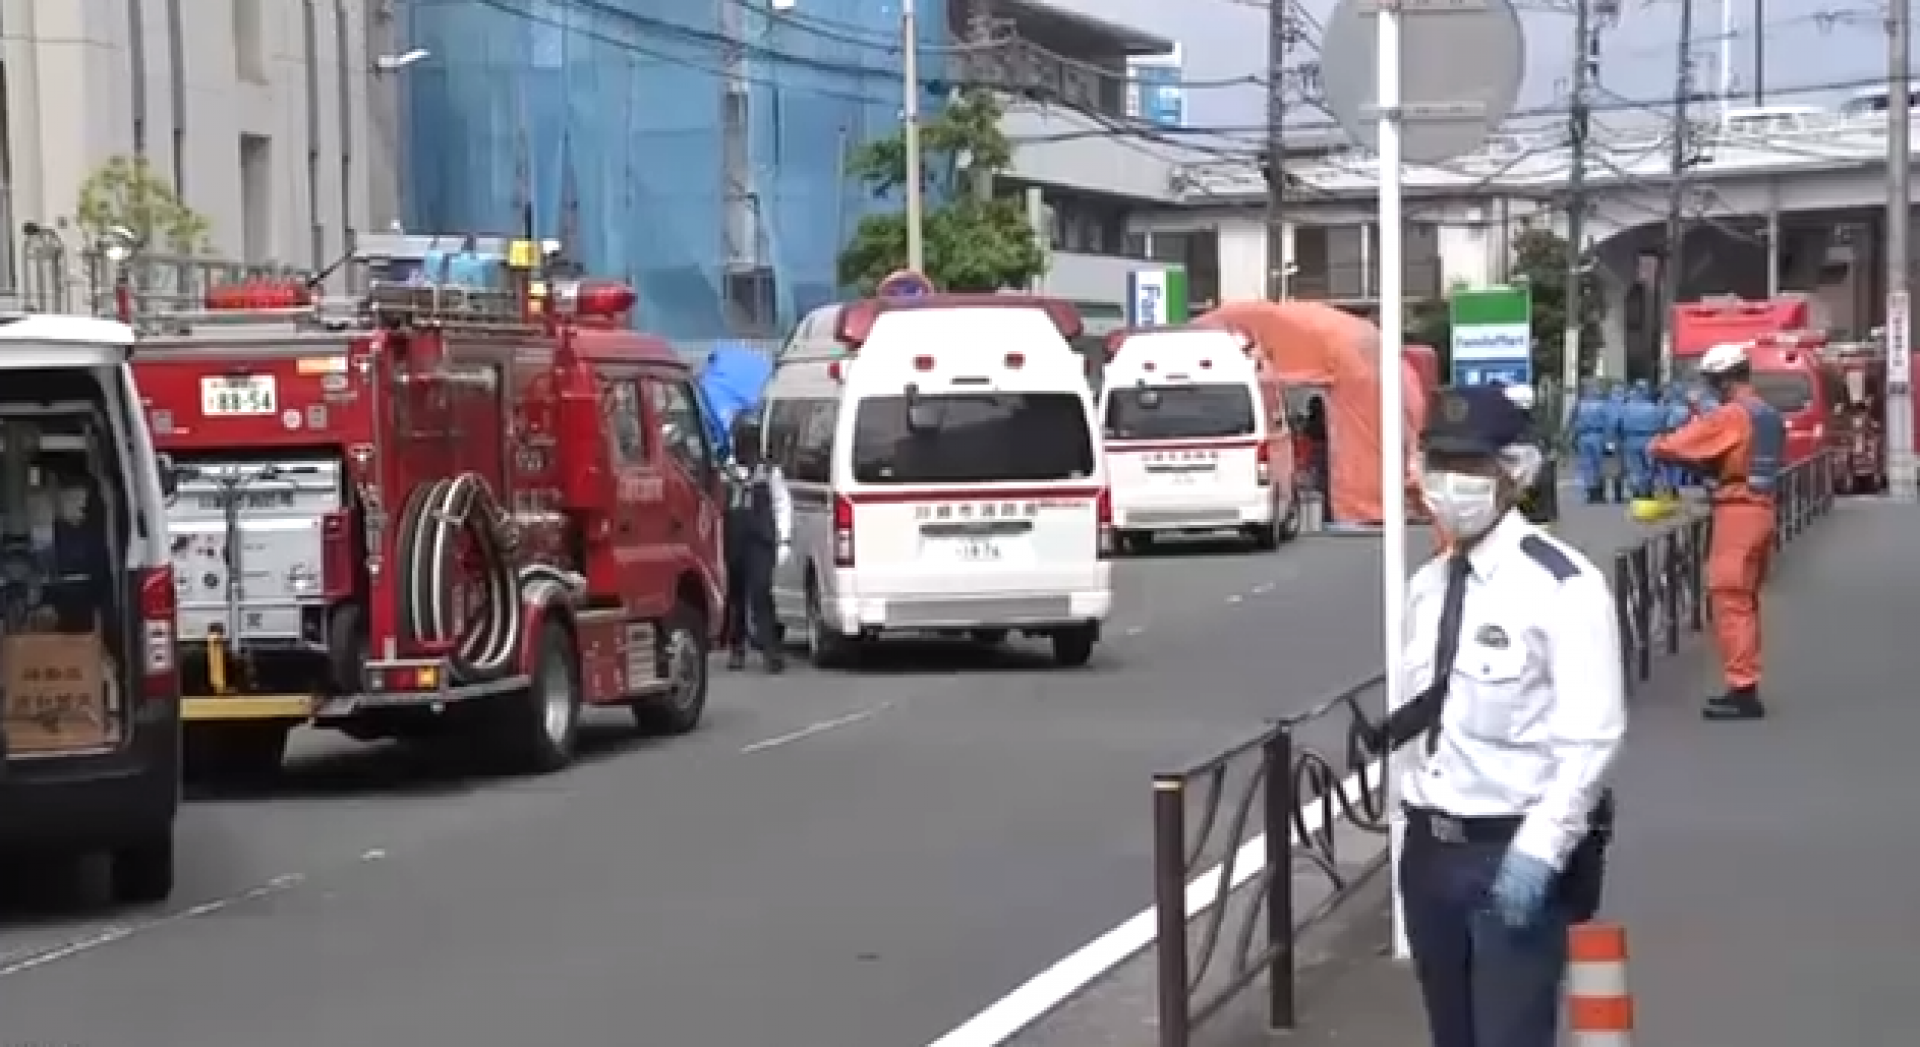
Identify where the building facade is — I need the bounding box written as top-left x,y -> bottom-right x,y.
0,0 -> 394,295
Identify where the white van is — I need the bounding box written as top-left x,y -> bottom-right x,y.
0,314 -> 181,904
1099,327 -> 1301,552
761,294 -> 1112,668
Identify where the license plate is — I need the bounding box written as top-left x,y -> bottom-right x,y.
201,376 -> 278,416
950,538 -> 1002,562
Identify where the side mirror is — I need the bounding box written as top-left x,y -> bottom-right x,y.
156,453 -> 178,499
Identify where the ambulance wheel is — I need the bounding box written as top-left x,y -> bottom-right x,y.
494,619 -> 580,773
1051,625 -> 1097,668
635,602 -> 708,736
184,723 -> 289,786
108,832 -> 175,904
1277,487 -> 1302,542
969,628 -> 1009,645
805,576 -> 857,669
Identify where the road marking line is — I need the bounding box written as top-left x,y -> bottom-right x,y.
0,872 -> 308,980
924,758 -> 1382,1047
1226,594 -> 1244,604
1124,626 -> 1144,637
1251,582 -> 1274,595
739,702 -> 895,754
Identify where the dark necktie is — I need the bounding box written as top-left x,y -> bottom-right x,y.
1425,554 -> 1473,754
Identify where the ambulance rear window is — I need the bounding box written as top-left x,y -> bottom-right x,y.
1751,371 -> 1813,413
1103,384 -> 1256,440
851,393 -> 1094,485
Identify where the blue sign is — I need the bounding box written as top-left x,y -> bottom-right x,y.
1451,359 -> 1532,389
877,269 -> 934,298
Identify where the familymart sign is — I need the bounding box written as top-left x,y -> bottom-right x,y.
1449,286 -> 1533,388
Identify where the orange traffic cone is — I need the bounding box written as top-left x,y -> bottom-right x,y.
1567,922 -> 1634,1046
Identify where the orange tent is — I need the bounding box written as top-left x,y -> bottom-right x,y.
1199,300 -> 1428,525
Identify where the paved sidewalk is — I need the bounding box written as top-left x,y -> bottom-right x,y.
1257,499 -> 1917,1047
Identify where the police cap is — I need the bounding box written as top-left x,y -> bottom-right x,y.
1423,385 -> 1530,457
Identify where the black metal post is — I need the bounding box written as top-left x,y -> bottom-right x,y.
1663,533 -> 1681,655
1154,777 -> 1192,1047
1265,728 -> 1297,1030
1613,553 -> 1635,694
1633,545 -> 1652,681
1688,520 -> 1708,631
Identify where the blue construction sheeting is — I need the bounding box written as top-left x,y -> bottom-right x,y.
402,0 -> 946,341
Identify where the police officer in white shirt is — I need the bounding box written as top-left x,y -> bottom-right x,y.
1388,385 -> 1627,1047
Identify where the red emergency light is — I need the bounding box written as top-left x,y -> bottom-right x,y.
548,279 -> 637,319
833,293 -> 1084,348
205,279 -> 314,310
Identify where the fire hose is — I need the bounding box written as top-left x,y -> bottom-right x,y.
395,474 -> 521,683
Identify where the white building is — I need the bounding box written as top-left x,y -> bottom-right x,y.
0,0 -> 403,290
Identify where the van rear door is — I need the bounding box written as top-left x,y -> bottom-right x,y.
1103,381 -> 1262,495
843,391 -> 1100,589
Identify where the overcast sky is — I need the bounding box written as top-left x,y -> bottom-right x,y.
1058,0 -> 1903,134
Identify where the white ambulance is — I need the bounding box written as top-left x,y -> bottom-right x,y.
761,294 -> 1112,668
1099,326 -> 1301,552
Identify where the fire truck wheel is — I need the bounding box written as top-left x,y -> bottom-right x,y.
805,576 -> 857,669
183,723 -> 289,786
499,619 -> 581,773
109,833 -> 175,904
634,602 -> 708,736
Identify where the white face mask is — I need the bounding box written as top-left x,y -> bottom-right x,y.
1421,470 -> 1502,538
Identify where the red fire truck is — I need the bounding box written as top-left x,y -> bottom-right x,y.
1669,295 -> 1812,380
1823,335 -> 1888,493
127,233 -> 723,782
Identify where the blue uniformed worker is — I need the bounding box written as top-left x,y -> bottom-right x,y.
1384,385 -> 1627,1047
1566,379 -> 1610,504
722,414 -> 792,673
1619,380 -> 1665,498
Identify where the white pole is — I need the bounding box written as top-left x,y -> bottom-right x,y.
1718,0 -> 1734,122
902,0 -> 926,271
1375,0 -> 1411,961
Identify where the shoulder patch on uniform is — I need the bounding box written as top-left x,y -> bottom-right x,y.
1519,534 -> 1581,582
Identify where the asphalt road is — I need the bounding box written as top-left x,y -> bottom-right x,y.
0,506 -> 1651,1047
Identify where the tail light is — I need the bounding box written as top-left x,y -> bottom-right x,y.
1096,488 -> 1115,558
1255,442 -> 1272,486
138,566 -> 178,702
833,494 -> 855,568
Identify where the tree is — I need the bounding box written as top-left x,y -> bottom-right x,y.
837,90 -> 1046,294
1509,227 -> 1604,384
75,156 -> 212,255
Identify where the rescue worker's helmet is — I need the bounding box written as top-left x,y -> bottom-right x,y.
1699,341 -> 1751,376
1501,383 -> 1536,411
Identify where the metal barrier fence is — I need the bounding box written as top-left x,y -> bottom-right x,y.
1149,451 -> 1842,1047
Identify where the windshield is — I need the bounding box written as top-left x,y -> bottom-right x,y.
851,392 -> 1095,485
0,371 -> 132,753
1103,384 -> 1257,440
1751,370 -> 1814,413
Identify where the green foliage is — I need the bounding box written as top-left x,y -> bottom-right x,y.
1510,227 -> 1604,383
837,90 -> 1044,293
1406,229 -> 1606,380
75,156 -> 212,254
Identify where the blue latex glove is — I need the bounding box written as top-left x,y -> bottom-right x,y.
1488,850 -> 1556,929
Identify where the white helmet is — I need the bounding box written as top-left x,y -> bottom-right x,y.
1699,341 -> 1751,375
1502,383 -> 1536,410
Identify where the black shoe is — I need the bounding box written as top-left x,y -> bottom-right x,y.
1585,487 -> 1605,504
764,653 -> 786,674
726,647 -> 747,671
1702,687 -> 1766,720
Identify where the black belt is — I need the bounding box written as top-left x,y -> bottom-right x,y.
1404,806 -> 1524,845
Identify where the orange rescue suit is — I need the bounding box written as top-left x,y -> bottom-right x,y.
1648,389 -> 1776,690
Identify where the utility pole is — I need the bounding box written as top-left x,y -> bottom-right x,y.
1886,0 -> 1914,500
1751,0 -> 1765,104
902,0 -> 926,271
1657,0 -> 1696,383
1264,0 -> 1290,300
1562,0 -> 1596,403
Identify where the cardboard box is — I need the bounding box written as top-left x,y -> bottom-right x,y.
3,631 -> 114,753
